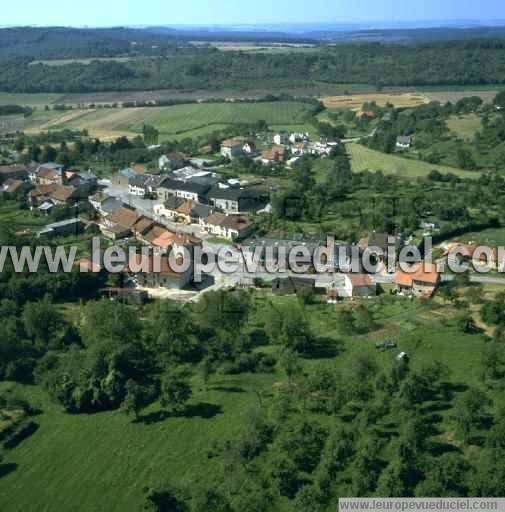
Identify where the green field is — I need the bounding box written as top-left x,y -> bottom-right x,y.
347,142 -> 482,179
0,92 -> 63,107
26,101 -> 316,140
447,114 -> 482,141
0,292 -> 495,511
449,227 -> 505,247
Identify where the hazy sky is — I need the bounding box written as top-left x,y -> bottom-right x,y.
3,0 -> 505,27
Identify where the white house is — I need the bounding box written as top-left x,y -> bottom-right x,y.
289,132 -> 310,144
343,274 -> 376,298
220,139 -> 243,159
396,136 -> 412,149
273,133 -> 289,145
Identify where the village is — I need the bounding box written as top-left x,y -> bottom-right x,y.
1,126 -> 501,305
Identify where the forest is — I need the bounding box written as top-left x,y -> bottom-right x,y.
3,40 -> 505,93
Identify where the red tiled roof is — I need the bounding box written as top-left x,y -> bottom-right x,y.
50,185 -> 77,202
110,207 -> 141,230
395,262 -> 440,287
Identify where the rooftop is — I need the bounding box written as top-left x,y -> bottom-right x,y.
395,262 -> 440,287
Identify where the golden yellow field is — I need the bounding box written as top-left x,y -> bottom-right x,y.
321,92 -> 429,110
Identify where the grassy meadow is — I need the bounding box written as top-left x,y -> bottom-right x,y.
22,101 -> 316,140
347,143 -> 482,179
447,114 -> 482,141
0,290 -> 495,511
0,92 -> 63,108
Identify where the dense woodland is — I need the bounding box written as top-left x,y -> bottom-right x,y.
3,40 -> 505,93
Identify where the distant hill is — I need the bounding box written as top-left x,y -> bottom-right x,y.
2,25 -> 505,61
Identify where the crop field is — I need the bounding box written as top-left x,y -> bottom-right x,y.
347,143 -> 482,179
29,57 -> 134,66
446,114 -> 482,141
194,41 -> 318,53
0,115 -> 27,134
25,101 -> 315,140
321,92 -> 428,110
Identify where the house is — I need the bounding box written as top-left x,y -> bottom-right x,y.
172,200 -> 195,224
100,206 -> 141,240
89,192 -> 124,217
154,196 -> 194,223
159,152 -> 186,170
290,142 -> 309,156
289,132 -> 310,144
394,262 -> 441,297
154,196 -> 186,220
273,133 -> 289,145
190,203 -> 215,224
36,167 -> 63,186
132,216 -> 155,238
129,174 -> 150,196
261,145 -> 286,164
141,225 -> 178,248
271,276 -> 316,296
140,225 -> 201,251
220,139 -> 243,159
124,252 -> 193,290
157,178 -> 210,203
343,273 -> 376,298
28,185 -> 78,206
208,187 -> 264,214
396,136 -> 412,149
49,185 -> 79,205
307,141 -> 337,156
201,213 -> 253,240
65,170 -> 97,193
37,218 -> 83,238
30,163 -> 64,184
0,164 -> 29,184
240,237 -> 320,268
144,174 -> 168,195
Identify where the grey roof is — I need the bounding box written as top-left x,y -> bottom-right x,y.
368,233 -> 402,252
145,175 -> 167,189
396,135 -> 412,144
101,197 -> 124,213
190,203 -> 214,219
44,218 -> 82,230
38,201 -> 54,211
38,162 -> 63,171
164,195 -> 186,210
208,187 -> 262,201
158,178 -> 210,196
76,170 -> 97,182
187,175 -> 220,187
129,174 -> 150,187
